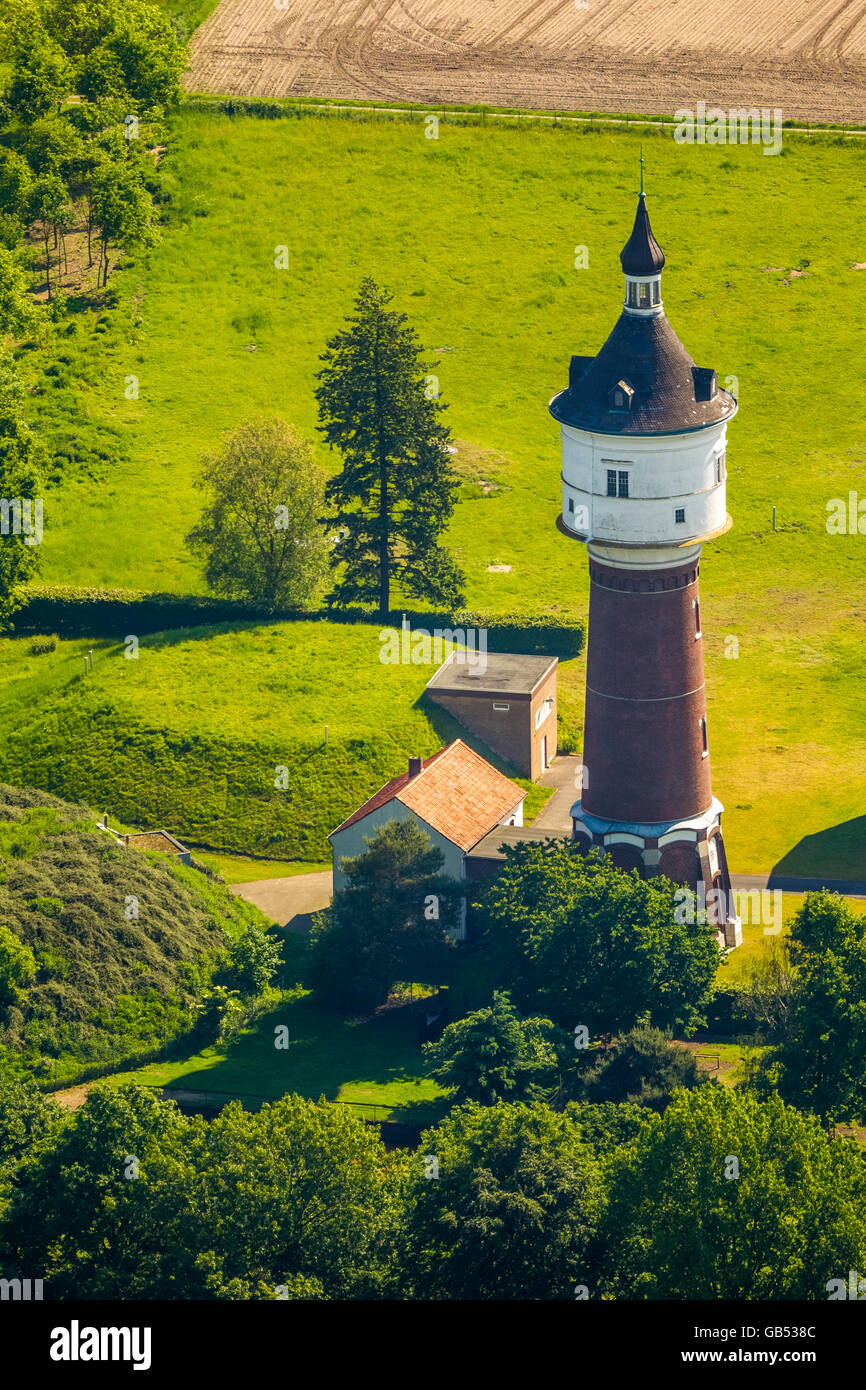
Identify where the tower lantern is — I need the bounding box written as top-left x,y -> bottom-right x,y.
549,183 -> 741,947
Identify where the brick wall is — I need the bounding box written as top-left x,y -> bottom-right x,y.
583,556 -> 712,823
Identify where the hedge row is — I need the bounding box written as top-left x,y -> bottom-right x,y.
12,586 -> 585,658
13,585 -> 297,635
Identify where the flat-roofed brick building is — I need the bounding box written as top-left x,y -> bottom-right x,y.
425,651 -> 557,780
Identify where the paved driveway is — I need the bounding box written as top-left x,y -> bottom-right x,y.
230,871 -> 333,930
532,755 -> 580,833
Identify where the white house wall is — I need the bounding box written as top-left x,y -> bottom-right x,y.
331,801 -> 466,893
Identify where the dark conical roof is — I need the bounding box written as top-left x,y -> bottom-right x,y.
549,191 -> 737,436
549,311 -> 736,435
620,194 -> 665,276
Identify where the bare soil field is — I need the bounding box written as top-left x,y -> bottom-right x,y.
188,0 -> 866,123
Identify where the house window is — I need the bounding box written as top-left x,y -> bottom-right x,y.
535,698 -> 553,731
700,717 -> 709,757
708,836 -> 719,876
626,282 -> 638,307
639,281 -> 651,308
675,507 -> 686,524
607,469 -> 617,497
652,282 -> 660,305
618,471 -> 629,498
493,702 -> 510,712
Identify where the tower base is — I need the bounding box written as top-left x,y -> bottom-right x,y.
571,795 -> 742,949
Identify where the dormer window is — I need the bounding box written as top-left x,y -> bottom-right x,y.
609,379 -> 634,412
693,367 -> 718,402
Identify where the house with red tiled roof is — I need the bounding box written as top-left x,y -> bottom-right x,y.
328,739 -> 525,940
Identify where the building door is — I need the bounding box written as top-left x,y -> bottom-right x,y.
541,736 -> 548,771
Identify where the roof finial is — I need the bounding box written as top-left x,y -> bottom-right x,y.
639,147 -> 645,198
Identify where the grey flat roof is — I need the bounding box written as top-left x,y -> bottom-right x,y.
426,651 -> 557,697
466,825 -> 568,859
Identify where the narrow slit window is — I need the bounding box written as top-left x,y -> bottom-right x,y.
618,471 -> 629,498
695,600 -> 702,638
701,717 -> 709,757
493,702 -> 510,712
607,469 -> 617,497
568,497 -> 575,513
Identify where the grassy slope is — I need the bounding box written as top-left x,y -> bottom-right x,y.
16,113 -> 866,876
0,783 -> 265,1081
0,625 -> 553,860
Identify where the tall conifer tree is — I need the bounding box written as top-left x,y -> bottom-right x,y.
315,278 -> 465,616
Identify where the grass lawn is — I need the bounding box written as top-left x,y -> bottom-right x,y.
0,624 -> 553,859
156,0 -> 221,36
16,111 -> 866,878
720,891 -> 866,985
117,990 -> 450,1122
193,850 -> 331,883
95,932 -> 502,1121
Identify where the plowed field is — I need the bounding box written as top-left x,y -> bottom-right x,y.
188,0 -> 866,123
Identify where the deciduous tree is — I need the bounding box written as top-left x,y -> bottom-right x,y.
476,842 -> 718,1038
600,1085 -> 866,1299
0,349 -> 43,630
185,417 -> 329,611
774,891 -> 866,1122
406,1102 -> 603,1299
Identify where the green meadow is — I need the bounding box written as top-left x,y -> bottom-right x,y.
0,624 -> 552,859
12,111 -> 866,876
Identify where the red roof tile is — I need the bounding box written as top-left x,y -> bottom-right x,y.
330,740 -> 523,851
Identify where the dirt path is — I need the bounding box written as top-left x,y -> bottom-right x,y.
188,0 -> 866,124
52,1083 -> 95,1111
230,870 -> 332,929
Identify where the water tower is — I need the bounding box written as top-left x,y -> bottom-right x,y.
549,180 -> 741,946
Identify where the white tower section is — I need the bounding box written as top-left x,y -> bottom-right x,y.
551,192 -> 737,558
559,417 -> 734,550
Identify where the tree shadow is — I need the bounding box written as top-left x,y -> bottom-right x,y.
165,993 -> 447,1121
